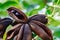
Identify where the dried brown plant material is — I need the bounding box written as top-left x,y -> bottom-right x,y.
0,7 -> 53,40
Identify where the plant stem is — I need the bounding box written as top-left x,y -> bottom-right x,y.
51,0 -> 59,17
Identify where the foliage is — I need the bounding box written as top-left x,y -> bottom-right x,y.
0,0 -> 60,40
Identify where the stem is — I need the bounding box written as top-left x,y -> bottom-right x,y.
51,0 -> 59,17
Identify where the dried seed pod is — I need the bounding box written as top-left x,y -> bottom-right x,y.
29,14 -> 48,24
22,24 -> 32,40
0,18 -> 12,27
7,24 -> 22,40
0,18 -> 12,37
29,22 -> 50,40
11,21 -> 19,26
6,7 -> 53,40
7,7 -> 28,23
16,24 -> 25,40
13,35 -> 18,40
31,20 -> 53,40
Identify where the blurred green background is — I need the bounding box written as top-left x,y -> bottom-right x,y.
0,0 -> 60,40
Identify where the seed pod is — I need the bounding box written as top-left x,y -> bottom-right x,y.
29,14 -> 48,24
7,24 -> 22,40
11,21 -> 19,26
31,20 -> 53,40
22,24 -> 32,40
16,24 -> 25,40
6,7 -> 53,40
29,22 -> 50,40
7,7 -> 28,23
0,18 -> 12,37
13,35 -> 18,40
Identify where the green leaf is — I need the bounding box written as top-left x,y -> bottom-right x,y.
54,0 -> 60,5
26,9 -> 38,17
22,1 -> 30,9
46,9 -> 52,15
52,27 -> 60,38
0,3 -> 2,6
47,16 -> 60,26
32,0 -> 47,10
3,32 -> 7,40
0,11 -> 8,17
47,0 -> 52,2
7,0 -> 19,3
54,29 -> 60,38
23,0 -> 47,10
48,23 -> 60,40
0,1 -> 19,11
46,6 -> 54,15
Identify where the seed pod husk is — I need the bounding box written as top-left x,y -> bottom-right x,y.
31,20 -> 53,40
29,14 -> 48,24
22,24 -> 32,40
29,22 -> 50,40
7,7 -> 28,23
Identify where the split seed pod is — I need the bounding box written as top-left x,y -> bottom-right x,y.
0,7 -> 53,40
0,18 -> 12,39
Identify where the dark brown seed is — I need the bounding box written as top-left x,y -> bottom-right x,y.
22,24 -> 32,40
29,22 -> 50,40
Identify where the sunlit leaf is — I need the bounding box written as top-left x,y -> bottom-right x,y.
0,11 -> 8,17
46,6 -> 53,15
47,16 -> 60,26
54,0 -> 60,5
26,9 -> 38,16
0,1 -> 19,11
32,0 -> 47,10
3,32 -> 7,40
